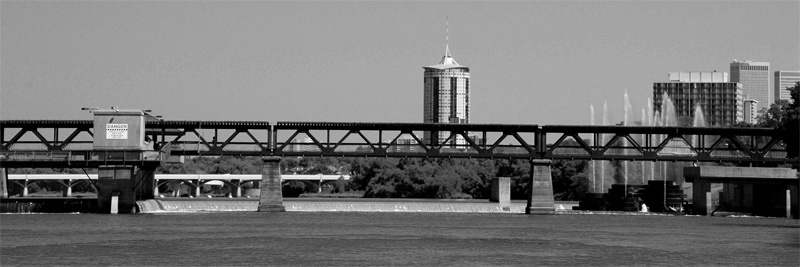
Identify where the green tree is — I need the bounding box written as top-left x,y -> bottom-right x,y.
551,159 -> 590,200
779,82 -> 799,160
757,100 -> 790,128
754,82 -> 799,162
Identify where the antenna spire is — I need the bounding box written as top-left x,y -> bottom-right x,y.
437,15 -> 458,66
445,15 -> 451,57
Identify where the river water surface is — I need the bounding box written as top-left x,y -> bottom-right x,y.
1,212 -> 798,266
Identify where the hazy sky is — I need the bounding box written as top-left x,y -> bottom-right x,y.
2,1 -> 798,125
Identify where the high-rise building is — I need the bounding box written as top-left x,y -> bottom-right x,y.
653,72 -> 743,126
743,99 -> 758,124
423,42 -> 470,145
730,60 -> 770,113
668,71 -> 728,83
774,70 -> 800,103
387,136 -> 424,153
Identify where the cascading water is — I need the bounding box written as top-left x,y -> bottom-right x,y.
590,105 -> 596,193
648,98 -> 655,183
622,91 -> 633,196
641,108 -> 647,184
692,104 -> 707,148
583,91 -> 695,212
692,104 -> 706,127
588,92 -> 684,194
601,101 -> 609,193
662,92 -> 678,127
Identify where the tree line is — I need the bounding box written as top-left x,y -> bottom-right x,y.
156,155 -> 591,200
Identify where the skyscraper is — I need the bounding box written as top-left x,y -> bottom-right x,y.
774,70 -> 800,103
423,32 -> 470,145
653,71 -> 744,126
730,60 -> 770,113
743,99 -> 758,124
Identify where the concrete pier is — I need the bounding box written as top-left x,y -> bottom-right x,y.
1,168 -> 8,199
258,156 -> 285,212
490,177 -> 510,211
62,180 -> 72,197
135,169 -> 155,201
526,159 -> 555,215
685,166 -> 798,218
96,165 -> 135,214
691,181 -> 712,215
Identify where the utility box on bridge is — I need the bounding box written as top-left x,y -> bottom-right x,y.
90,109 -> 154,214
92,110 -> 146,150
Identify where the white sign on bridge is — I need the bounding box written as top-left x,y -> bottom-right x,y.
106,124 -> 128,139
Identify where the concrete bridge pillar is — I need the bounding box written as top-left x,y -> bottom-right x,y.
258,156 -> 285,212
233,182 -> 242,198
193,180 -> 201,197
526,159 -> 555,215
62,179 -> 73,197
0,168 -> 8,199
134,167 -> 156,201
491,177 -> 510,211
96,165 -> 135,214
691,180 -> 712,216
153,184 -> 160,198
790,184 -> 799,219
22,180 -> 29,197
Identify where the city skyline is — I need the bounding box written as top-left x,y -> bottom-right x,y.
1,1 -> 798,126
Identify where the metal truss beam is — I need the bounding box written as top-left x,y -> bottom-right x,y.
1,120 -> 795,164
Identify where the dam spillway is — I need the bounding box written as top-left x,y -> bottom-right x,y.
135,198 -> 570,213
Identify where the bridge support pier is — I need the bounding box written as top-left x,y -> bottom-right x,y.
491,177 -> 510,211
258,156 -> 285,212
96,165 -> 136,214
691,180 -> 712,216
790,185 -> 799,219
193,180 -> 201,197
526,159 -> 555,215
62,179 -> 72,197
95,164 -> 157,213
0,168 -> 7,199
134,167 -> 156,201
233,185 -> 242,198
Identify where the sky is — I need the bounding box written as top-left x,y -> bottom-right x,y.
2,1 -> 799,126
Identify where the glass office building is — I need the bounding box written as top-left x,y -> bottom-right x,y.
423,44 -> 470,146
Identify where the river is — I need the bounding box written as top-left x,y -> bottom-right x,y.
1,212 -> 798,266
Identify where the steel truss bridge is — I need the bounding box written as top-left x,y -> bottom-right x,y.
1,120 -> 795,167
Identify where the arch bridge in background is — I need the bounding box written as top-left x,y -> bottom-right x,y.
6,174 -> 350,198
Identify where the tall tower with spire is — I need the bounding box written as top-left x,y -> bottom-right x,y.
423,17 -> 470,146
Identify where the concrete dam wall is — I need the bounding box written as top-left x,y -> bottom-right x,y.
135,199 -> 564,213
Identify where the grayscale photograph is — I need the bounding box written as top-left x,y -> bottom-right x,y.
1,1 -> 798,266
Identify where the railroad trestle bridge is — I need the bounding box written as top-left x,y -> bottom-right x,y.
0,120 -> 790,162
1,119 -> 795,214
